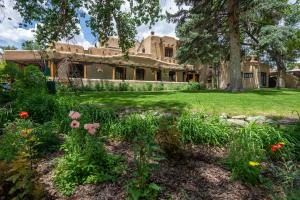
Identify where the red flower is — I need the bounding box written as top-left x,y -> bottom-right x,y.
20,112 -> 28,119
277,143 -> 283,149
271,145 -> 277,152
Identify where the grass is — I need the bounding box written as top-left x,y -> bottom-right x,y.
75,89 -> 300,118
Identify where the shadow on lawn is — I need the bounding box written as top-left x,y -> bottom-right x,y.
179,88 -> 300,96
79,91 -> 189,113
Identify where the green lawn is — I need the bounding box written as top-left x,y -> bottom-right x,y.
77,89 -> 300,118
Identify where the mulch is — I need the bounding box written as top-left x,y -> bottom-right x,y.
36,141 -> 270,200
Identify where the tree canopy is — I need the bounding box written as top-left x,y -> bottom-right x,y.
13,0 -> 161,53
169,0 -> 300,89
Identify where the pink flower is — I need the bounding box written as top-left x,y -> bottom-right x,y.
70,120 -> 80,128
69,111 -> 81,120
87,128 -> 97,135
84,123 -> 100,135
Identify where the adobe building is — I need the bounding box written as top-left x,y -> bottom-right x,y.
3,32 -> 270,89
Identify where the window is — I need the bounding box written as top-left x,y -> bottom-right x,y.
136,68 -> 145,80
115,67 -> 126,80
165,47 -> 173,58
244,73 -> 253,78
69,64 -> 84,78
142,48 -> 145,53
169,71 -> 176,82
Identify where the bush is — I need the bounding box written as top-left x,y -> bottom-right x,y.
33,122 -> 61,156
15,91 -> 57,124
54,111 -> 125,196
155,118 -> 183,158
119,82 -> 129,91
186,81 -> 203,91
177,112 -> 232,146
0,119 -> 33,162
127,120 -> 161,200
115,113 -> 159,140
226,123 -> 291,184
0,105 -> 14,135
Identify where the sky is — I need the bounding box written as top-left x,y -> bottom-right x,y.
0,0 -> 180,49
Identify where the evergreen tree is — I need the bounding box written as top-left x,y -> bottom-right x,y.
241,0 -> 300,88
169,0 -> 255,92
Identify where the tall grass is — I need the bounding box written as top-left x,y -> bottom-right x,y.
226,123 -> 291,184
177,112 -> 232,146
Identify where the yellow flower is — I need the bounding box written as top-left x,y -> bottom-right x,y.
20,128 -> 33,137
278,142 -> 285,145
249,161 -> 260,167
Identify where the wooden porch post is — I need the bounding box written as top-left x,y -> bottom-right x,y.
133,67 -> 136,80
175,71 -> 179,82
49,60 -> 56,78
112,67 -> 115,80
193,73 -> 196,82
154,69 -> 157,81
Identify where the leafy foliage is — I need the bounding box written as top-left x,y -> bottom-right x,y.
115,113 -> 159,140
155,118 -> 183,159
127,121 -> 161,200
177,112 -> 232,146
226,123 -> 291,184
54,112 -> 124,196
13,0 -> 162,54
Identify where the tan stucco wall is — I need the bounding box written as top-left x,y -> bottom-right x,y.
53,43 -> 84,53
220,60 -> 270,89
86,64 -> 113,79
286,74 -> 300,88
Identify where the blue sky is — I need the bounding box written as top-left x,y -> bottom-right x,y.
0,0 -> 178,49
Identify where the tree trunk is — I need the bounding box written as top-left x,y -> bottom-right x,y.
228,0 -> 242,92
275,55 -> 286,88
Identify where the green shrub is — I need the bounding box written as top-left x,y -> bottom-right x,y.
104,82 -> 115,91
119,82 -> 129,91
54,115 -> 125,196
155,118 -> 183,158
95,82 -> 104,91
115,113 -> 159,140
0,105 -> 14,135
33,122 -> 61,156
186,81 -> 203,91
177,112 -> 232,146
153,83 -> 164,91
127,121 -> 161,200
146,83 -> 153,91
15,91 -> 57,123
0,119 -> 33,162
226,123 -> 290,184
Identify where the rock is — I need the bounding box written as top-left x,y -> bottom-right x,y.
226,119 -> 249,127
277,118 -> 298,125
231,115 -> 247,120
220,113 -> 228,119
265,119 -> 277,125
246,116 -> 267,124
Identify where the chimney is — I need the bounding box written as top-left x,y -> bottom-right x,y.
151,31 -> 155,36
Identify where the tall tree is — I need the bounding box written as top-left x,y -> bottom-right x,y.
21,40 -> 42,50
241,0 -> 300,88
169,0 -> 254,92
13,0 -> 161,54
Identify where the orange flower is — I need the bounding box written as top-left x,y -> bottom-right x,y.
20,111 -> 28,119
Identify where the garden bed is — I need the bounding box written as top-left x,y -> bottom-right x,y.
36,141 -> 268,200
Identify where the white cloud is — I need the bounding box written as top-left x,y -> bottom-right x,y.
61,25 -> 93,50
136,0 -> 184,40
0,0 -> 36,47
